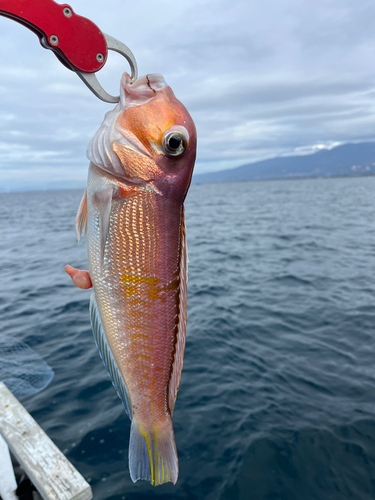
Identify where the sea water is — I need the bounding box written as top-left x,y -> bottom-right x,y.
1,176 -> 375,500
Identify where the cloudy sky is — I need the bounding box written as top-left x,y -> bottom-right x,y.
1,0 -> 375,190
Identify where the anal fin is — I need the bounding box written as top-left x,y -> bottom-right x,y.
89,293 -> 132,419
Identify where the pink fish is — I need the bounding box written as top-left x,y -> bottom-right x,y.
75,73 -> 196,485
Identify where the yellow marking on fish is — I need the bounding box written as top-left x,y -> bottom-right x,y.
123,285 -> 137,297
130,333 -> 149,339
154,433 -> 158,486
134,345 -> 152,354
121,273 -> 179,301
147,287 -> 162,300
141,431 -> 155,486
121,274 -> 160,286
158,451 -> 164,484
138,354 -> 152,361
165,278 -> 180,291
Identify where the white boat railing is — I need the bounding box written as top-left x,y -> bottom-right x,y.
0,432 -> 18,500
0,382 -> 92,500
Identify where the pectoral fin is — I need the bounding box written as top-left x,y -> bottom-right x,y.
75,189 -> 88,241
94,186 -> 113,265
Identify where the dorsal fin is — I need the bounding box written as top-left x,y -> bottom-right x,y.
168,207 -> 188,414
75,189 -> 88,241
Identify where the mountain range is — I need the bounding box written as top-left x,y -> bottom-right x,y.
193,142 -> 375,184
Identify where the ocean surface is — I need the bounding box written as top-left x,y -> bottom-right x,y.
1,176 -> 375,500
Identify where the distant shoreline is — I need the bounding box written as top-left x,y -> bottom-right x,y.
191,172 -> 375,186
192,142 -> 375,185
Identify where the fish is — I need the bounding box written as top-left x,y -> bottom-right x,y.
75,72 -> 197,486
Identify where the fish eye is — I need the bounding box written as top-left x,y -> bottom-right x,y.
162,127 -> 189,157
164,133 -> 186,156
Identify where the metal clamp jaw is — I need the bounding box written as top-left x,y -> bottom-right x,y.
77,33 -> 138,103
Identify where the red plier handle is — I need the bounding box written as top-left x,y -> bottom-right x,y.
0,0 -> 138,103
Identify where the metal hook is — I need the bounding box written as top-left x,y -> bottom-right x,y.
76,33 -> 138,103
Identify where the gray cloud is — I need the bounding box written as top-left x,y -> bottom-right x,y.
1,0 -> 375,189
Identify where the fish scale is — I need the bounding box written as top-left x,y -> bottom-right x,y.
97,196 -> 178,372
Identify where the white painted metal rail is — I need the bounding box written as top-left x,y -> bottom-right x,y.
0,382 -> 92,500
0,432 -> 17,500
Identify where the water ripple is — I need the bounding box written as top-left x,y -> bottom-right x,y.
1,177 -> 375,499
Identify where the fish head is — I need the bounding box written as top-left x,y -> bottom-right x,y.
87,73 -> 197,202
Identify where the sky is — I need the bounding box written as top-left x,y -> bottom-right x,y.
1,0 -> 375,190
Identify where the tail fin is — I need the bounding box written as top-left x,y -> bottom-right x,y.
129,418 -> 178,486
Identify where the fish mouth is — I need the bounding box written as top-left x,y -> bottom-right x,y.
120,73 -> 167,110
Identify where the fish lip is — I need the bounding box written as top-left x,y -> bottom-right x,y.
121,73 -> 168,109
